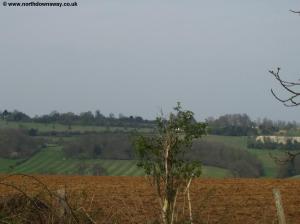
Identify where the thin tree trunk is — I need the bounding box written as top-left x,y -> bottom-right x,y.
187,185 -> 193,224
185,178 -> 193,224
162,134 -> 172,224
171,189 -> 178,224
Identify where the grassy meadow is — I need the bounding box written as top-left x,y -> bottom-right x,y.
0,145 -> 231,178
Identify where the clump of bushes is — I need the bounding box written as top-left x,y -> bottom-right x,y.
189,139 -> 264,177
76,162 -> 107,176
0,129 -> 44,159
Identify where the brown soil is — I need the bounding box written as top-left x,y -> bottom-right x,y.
1,175 -> 300,224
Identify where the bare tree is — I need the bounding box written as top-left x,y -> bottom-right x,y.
269,9 -> 300,107
269,68 -> 300,173
268,9 -> 300,173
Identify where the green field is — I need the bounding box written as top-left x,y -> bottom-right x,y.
205,135 -> 248,148
0,158 -> 23,173
0,146 -> 231,178
201,166 -> 232,178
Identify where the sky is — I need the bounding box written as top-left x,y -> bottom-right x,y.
0,0 -> 300,121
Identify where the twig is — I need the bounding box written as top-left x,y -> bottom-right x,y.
290,10 -> 300,14
269,68 -> 300,107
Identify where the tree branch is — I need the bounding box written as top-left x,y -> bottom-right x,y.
290,10 -> 300,14
269,68 -> 300,107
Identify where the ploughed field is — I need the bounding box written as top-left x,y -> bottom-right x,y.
1,176 -> 300,224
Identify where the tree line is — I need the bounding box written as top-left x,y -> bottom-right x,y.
206,114 -> 299,136
0,110 -> 155,128
2,109 -> 299,137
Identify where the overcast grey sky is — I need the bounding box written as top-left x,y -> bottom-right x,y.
0,0 -> 300,121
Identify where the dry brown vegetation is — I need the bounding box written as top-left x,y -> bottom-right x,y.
1,175 -> 300,224
0,174 -> 98,224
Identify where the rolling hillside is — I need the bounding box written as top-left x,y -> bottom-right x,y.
0,146 -> 232,178
0,118 -> 296,178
